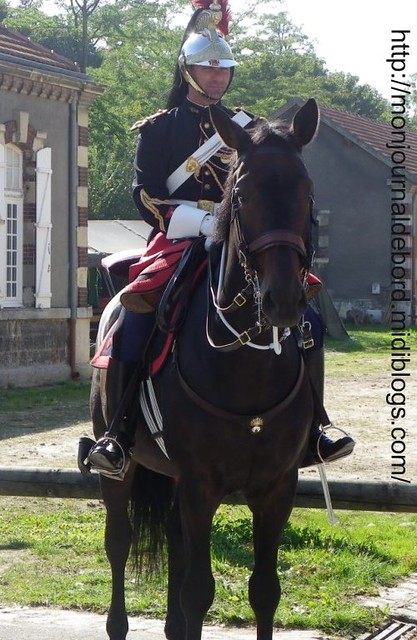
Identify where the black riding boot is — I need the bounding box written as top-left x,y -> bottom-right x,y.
87,358 -> 138,480
303,347 -> 355,466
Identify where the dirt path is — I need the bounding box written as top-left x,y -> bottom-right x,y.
1,361 -> 416,484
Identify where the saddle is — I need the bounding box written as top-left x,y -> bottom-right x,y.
148,237 -> 208,376
91,237 -> 208,372
120,233 -> 194,313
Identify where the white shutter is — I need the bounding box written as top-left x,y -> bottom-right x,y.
0,143 -> 5,302
0,143 -> 5,223
0,143 -> 5,218
35,147 -> 52,308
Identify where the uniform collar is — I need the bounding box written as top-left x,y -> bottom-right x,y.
184,98 -> 221,115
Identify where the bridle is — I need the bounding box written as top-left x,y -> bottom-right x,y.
207,145 -> 315,354
230,147 -> 314,277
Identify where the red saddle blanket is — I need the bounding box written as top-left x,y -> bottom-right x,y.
122,233 -> 192,313
91,234 -> 202,370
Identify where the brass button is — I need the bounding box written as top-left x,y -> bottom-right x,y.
203,122 -> 210,129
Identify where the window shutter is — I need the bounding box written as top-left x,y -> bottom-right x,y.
0,143 -> 5,302
35,147 -> 52,308
0,142 -> 5,223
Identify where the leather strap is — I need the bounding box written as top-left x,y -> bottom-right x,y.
248,230 -> 307,258
174,350 -> 306,429
166,110 -> 252,195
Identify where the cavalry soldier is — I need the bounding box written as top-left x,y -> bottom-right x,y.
87,0 -> 355,479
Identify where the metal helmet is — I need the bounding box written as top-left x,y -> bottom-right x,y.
178,0 -> 237,99
179,32 -> 236,69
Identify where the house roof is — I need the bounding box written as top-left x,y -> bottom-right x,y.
88,220 -> 151,258
276,98 -> 417,181
0,24 -> 88,78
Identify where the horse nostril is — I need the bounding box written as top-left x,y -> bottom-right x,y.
262,283 -> 307,328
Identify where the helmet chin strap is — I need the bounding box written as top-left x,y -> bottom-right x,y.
182,66 -> 219,101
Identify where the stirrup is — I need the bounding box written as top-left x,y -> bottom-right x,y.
88,436 -> 130,481
315,424 -> 355,464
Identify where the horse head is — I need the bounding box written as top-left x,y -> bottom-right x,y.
210,99 -> 319,329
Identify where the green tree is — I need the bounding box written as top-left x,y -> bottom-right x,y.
227,12 -> 388,119
0,0 -> 10,20
54,0 -> 102,72
87,1 -> 187,218
1,2 -> 102,68
1,1 -> 392,217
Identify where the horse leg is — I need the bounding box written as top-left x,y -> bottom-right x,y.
247,472 -> 298,640
100,466 -> 136,640
178,479 -> 219,640
164,492 -> 186,640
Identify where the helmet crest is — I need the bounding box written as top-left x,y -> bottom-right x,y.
191,0 -> 232,36
179,0 -> 236,99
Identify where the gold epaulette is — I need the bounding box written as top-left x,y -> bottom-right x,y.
130,109 -> 168,132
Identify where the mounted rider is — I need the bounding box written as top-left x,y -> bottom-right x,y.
86,0 -> 355,480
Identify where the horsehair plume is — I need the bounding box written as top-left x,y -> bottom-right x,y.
191,0 -> 232,36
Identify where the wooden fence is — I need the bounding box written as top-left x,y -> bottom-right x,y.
0,467 -> 416,513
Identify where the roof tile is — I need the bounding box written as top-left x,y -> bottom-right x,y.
319,103 -> 417,180
0,24 -> 78,72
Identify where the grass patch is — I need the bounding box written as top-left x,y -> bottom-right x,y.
325,324 -> 417,354
323,325 -> 417,378
0,498 -> 416,635
0,381 -> 90,412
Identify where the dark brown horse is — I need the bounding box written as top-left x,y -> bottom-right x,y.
89,98 -> 319,640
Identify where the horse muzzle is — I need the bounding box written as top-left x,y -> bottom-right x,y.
261,280 -> 308,328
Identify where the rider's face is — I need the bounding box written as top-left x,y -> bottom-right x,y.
187,65 -> 232,105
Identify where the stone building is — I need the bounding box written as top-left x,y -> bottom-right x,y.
0,25 -> 104,387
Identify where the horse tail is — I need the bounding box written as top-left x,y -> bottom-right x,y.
129,464 -> 175,576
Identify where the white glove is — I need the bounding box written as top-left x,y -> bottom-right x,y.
166,204 -> 207,240
200,214 -> 215,237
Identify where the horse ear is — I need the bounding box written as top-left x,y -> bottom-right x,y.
291,98 -> 319,149
209,104 -> 252,155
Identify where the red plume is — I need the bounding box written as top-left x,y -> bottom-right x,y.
191,0 -> 232,36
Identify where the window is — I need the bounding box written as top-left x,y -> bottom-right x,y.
6,146 -> 23,191
6,203 -> 19,298
0,144 -> 23,307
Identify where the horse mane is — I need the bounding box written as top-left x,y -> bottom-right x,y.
213,116 -> 293,243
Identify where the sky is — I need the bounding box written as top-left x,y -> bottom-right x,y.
236,0 -> 416,99
9,0 -> 417,99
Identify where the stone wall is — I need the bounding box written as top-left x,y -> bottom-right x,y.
0,318 -> 70,388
